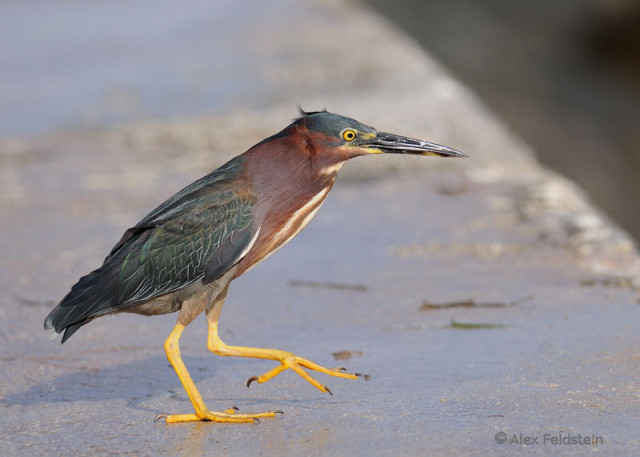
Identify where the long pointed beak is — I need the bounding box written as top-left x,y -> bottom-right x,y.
365,132 -> 467,158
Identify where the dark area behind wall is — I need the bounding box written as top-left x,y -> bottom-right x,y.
365,0 -> 640,241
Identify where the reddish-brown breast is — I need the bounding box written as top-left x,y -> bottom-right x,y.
232,126 -> 346,278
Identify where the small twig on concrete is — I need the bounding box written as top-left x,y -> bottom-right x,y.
448,321 -> 506,329
420,294 -> 533,311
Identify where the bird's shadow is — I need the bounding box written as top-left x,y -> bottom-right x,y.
2,355 -> 284,414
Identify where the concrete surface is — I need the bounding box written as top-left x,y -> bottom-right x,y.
1,0 -> 639,455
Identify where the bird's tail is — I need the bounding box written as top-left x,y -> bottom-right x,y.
44,264 -> 120,343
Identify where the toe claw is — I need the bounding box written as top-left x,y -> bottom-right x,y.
275,410 -> 285,415
324,386 -> 333,396
247,376 -> 259,388
154,413 -> 168,423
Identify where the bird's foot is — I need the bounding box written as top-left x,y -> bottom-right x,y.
246,352 -> 362,394
155,406 -> 283,424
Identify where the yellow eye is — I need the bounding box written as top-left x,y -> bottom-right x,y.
342,129 -> 357,142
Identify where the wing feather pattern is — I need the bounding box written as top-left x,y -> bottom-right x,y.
45,156 -> 258,342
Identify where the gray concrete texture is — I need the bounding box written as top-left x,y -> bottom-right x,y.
1,0 -> 639,455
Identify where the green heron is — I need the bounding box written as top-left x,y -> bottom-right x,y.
45,109 -> 465,423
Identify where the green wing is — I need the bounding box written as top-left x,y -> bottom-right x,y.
113,192 -> 256,304
46,156 -> 258,340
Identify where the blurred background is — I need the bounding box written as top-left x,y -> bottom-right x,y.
1,0 -> 639,240
365,0 -> 640,241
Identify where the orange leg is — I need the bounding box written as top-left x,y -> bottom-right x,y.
156,323 -> 281,424
206,320 -> 360,395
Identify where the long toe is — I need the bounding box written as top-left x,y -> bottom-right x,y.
246,353 -> 361,394
156,409 -> 281,424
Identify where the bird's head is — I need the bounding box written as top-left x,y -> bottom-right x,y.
294,109 -> 466,163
